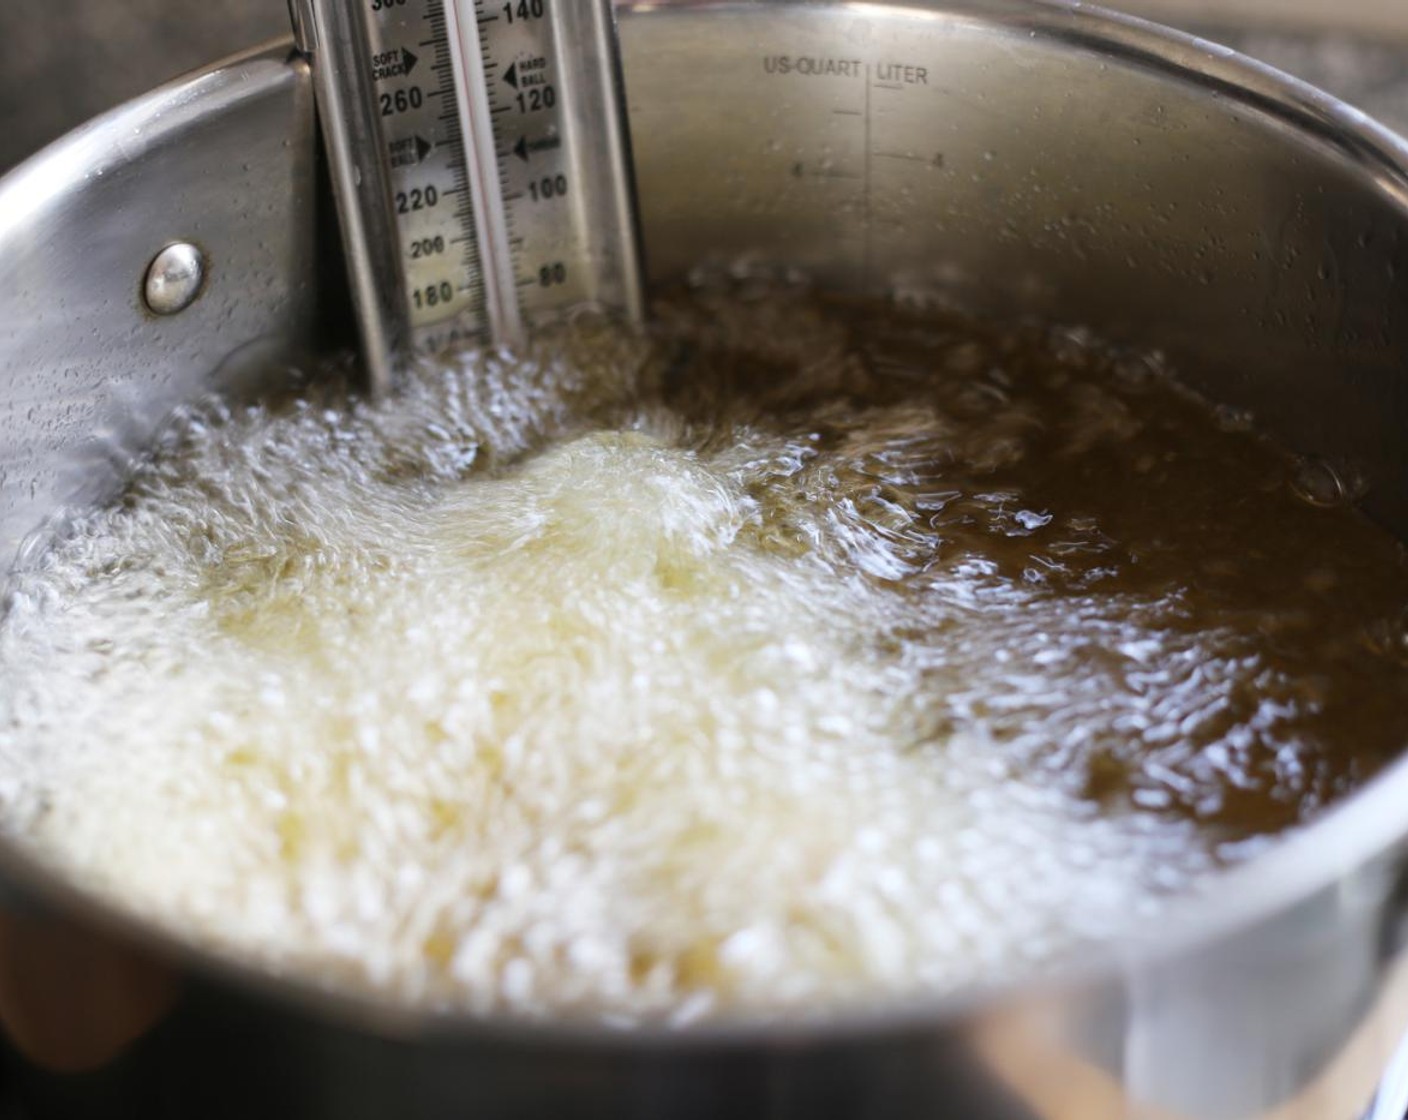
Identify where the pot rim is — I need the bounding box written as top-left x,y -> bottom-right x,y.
3,0 -> 1408,1050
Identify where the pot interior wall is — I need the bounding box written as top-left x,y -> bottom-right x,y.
621,0 -> 1408,537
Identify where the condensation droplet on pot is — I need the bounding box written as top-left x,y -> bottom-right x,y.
1289,456 -> 1368,508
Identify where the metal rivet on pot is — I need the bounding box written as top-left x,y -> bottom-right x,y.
143,243 -> 206,316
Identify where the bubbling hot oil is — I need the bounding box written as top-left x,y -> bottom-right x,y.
1,286 -> 1407,1022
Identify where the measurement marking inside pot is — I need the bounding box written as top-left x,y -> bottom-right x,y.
764,46 -> 938,288
873,151 -> 934,163
864,63 -> 873,285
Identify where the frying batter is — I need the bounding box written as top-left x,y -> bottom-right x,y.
0,284 -> 1404,1023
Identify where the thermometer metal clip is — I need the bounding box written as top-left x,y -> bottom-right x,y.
289,0 -> 644,389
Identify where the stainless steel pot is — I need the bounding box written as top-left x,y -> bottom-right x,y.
3,2 -> 1408,1117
